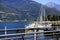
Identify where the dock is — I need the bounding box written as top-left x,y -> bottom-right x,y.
0,28 -> 60,40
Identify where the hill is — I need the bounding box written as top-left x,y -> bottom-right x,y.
0,0 -> 60,21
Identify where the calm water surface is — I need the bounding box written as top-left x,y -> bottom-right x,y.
0,22 -> 32,29
0,22 -> 60,40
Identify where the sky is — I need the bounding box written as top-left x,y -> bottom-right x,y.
33,0 -> 60,5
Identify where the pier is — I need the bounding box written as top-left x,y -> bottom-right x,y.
35,21 -> 60,26
0,28 -> 60,40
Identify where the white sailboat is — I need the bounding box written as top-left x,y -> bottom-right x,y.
25,5 -> 52,32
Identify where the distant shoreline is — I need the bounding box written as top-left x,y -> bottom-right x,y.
0,20 -> 60,26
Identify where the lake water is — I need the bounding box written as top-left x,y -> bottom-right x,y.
0,22 -> 60,40
0,22 -> 32,29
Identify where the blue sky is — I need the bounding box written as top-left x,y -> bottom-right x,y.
33,0 -> 60,5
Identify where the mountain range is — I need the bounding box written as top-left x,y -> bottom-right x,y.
0,0 -> 60,20
46,2 -> 60,11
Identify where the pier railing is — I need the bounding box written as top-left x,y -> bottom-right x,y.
0,28 -> 60,40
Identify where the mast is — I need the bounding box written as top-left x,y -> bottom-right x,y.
40,5 -> 45,23
40,5 -> 43,23
43,7 -> 46,24
40,5 -> 46,23
44,8 -> 46,21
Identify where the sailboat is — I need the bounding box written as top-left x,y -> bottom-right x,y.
25,5 -> 52,32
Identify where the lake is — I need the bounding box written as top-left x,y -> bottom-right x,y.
0,22 -> 32,29
0,22 -> 60,40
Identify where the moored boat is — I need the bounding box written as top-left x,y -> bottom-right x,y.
25,5 -> 52,32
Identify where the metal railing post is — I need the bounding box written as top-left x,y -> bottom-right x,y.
21,35 -> 24,40
34,29 -> 37,40
5,26 -> 7,40
16,35 -> 18,40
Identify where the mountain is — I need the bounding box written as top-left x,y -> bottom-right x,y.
46,2 -> 60,11
0,0 -> 60,21
0,0 -> 41,20
1,0 -> 41,12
